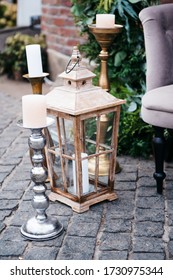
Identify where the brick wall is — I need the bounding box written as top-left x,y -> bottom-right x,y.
41,0 -> 85,57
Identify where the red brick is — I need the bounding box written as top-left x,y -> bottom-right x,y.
41,0 -> 86,56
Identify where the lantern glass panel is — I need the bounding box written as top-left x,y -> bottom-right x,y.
48,118 -> 74,192
47,111 -> 116,197
84,111 -> 115,190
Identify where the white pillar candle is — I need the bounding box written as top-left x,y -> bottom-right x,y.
26,44 -> 43,77
96,14 -> 115,28
73,153 -> 89,194
22,95 -> 47,128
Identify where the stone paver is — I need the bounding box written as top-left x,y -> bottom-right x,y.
0,84 -> 173,260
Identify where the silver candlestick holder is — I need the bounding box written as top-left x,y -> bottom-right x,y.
17,118 -> 63,241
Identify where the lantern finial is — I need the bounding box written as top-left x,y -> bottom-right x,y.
65,46 -> 82,74
71,46 -> 82,64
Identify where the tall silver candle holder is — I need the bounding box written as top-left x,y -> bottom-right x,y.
17,118 -> 63,241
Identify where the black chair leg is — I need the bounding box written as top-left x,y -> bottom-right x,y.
153,126 -> 166,194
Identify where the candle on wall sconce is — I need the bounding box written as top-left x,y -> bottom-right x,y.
22,94 -> 47,128
96,14 -> 115,28
73,153 -> 89,194
26,44 -> 43,77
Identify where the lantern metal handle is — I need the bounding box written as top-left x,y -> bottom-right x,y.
65,56 -> 80,74
65,46 -> 81,74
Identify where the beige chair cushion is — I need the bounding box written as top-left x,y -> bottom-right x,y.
141,84 -> 173,129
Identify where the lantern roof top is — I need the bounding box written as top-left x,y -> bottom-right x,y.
59,46 -> 96,82
46,46 -> 125,115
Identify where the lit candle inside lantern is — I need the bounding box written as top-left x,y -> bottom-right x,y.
96,14 -> 115,28
73,153 -> 89,194
25,44 -> 43,77
22,95 -> 47,128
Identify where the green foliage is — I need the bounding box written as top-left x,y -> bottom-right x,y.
70,0 -> 160,158
0,2 -> 16,28
0,33 -> 48,79
114,84 -> 154,157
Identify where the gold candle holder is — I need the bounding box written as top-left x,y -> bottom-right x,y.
88,24 -> 123,174
23,73 -> 49,95
88,24 -> 123,91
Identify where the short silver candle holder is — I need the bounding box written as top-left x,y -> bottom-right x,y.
17,117 -> 63,241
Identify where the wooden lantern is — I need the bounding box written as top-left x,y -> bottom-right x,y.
45,47 -> 125,213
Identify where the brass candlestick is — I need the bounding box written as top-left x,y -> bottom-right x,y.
23,73 -> 49,94
88,24 -> 123,175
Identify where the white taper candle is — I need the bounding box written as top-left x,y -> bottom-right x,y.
26,44 -> 43,77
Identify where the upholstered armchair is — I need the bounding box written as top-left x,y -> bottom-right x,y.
139,3 -> 173,194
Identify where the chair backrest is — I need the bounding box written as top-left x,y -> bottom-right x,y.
139,4 -> 173,92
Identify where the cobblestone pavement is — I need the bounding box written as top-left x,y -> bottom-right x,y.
0,81 -> 173,260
